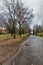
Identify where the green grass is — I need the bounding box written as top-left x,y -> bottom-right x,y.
0,34 -> 12,40
36,32 -> 43,38
0,33 -> 29,44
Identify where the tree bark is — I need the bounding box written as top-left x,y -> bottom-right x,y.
19,24 -> 21,37
13,21 -> 16,39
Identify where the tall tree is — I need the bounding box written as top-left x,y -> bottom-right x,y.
3,0 -> 17,39
3,0 -> 33,37
16,0 -> 33,37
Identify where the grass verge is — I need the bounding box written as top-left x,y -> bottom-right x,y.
36,32 -> 43,38
0,34 -> 29,64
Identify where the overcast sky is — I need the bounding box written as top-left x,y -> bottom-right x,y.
23,0 -> 43,28
0,0 -> 43,28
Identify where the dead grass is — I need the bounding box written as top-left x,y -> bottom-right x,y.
6,34 -> 28,45
0,34 -> 29,64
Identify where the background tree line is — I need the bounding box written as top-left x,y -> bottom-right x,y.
33,21 -> 43,36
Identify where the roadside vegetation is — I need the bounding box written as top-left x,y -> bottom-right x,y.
0,33 -> 29,64
0,33 -> 29,44
36,33 -> 43,38
33,23 -> 43,38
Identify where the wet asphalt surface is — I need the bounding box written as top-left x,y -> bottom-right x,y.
2,35 -> 43,65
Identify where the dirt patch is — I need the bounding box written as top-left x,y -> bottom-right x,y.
0,37 -> 20,64
0,38 -> 12,43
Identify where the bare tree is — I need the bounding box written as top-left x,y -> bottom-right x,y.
3,0 -> 17,39
16,0 -> 33,37
2,0 -> 33,37
33,25 -> 42,35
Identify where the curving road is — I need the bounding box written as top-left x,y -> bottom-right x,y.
2,35 -> 43,65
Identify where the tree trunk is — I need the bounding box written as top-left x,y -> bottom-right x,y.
14,33 -> 16,39
19,24 -> 21,37
33,29 -> 35,35
13,21 -> 16,39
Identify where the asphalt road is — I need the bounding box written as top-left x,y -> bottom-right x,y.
2,35 -> 43,65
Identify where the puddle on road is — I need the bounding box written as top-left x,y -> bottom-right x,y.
24,43 -> 31,46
